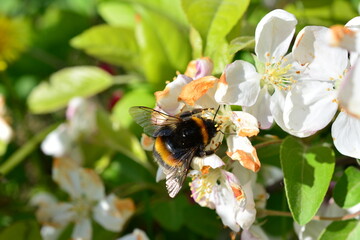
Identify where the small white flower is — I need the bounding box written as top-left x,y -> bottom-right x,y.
190,164 -> 259,232
32,158 -> 135,240
215,9 -> 301,129
41,97 -> 97,163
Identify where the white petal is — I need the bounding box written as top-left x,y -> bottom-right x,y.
66,97 -> 86,120
293,26 -> 328,64
154,74 -> 191,115
215,60 -> 261,106
178,76 -> 219,108
79,168 -> 105,201
192,154 -> 225,170
0,118 -> 12,142
235,181 -> 256,230
30,192 -> 57,207
230,111 -> 259,137
269,89 -> 288,133
33,195 -> 75,228
346,16 -> 360,28
338,58 -> 360,118
52,158 -> 82,199
283,82 -> 338,137
40,225 -> 64,240
117,229 -> 150,240
41,124 -> 71,157
213,185 -> 240,232
241,225 -> 269,240
140,134 -> 154,151
244,87 -> 273,129
294,26 -> 349,80
255,9 -> 297,63
72,218 -> 92,240
332,112 -> 360,158
93,194 -> 135,232
226,135 -> 261,172
156,167 -> 166,182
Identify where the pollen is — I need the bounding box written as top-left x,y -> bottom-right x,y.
263,59 -> 294,91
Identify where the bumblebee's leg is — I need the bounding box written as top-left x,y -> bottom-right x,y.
199,150 -> 215,157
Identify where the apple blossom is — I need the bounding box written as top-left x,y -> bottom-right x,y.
41,97 -> 97,163
31,158 -> 135,240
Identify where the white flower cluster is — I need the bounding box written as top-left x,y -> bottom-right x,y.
217,9 -> 360,159
143,9 -> 360,235
33,99 -> 137,240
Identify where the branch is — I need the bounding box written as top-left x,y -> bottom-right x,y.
254,139 -> 283,149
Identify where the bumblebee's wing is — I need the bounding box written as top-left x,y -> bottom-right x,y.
157,148 -> 197,198
129,106 -> 181,137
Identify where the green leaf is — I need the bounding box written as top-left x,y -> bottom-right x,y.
70,25 -> 139,69
280,136 -> 335,225
228,36 -> 255,56
135,7 -> 191,86
28,66 -> 112,114
112,88 -> 155,129
333,166 -> 360,208
0,140 -> 8,156
318,220 -> 360,240
182,0 -> 250,72
189,27 -> 203,59
0,220 -> 42,240
98,1 -> 136,27
184,206 -> 222,237
150,195 -> 188,231
95,110 -> 152,173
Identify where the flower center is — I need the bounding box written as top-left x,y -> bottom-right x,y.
261,57 -> 296,92
190,169 -> 220,203
72,197 -> 92,220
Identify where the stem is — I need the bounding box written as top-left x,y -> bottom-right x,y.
0,123 -> 59,175
254,139 -> 283,149
260,209 -> 360,221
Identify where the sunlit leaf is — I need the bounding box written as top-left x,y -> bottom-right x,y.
98,1 -> 136,27
135,8 -> 191,86
182,0 -> 250,72
71,25 -> 139,69
189,27 -> 203,59
112,88 -> 155,129
228,36 -> 255,56
333,166 -> 360,208
280,136 -> 335,225
318,220 -> 360,240
28,66 -> 113,113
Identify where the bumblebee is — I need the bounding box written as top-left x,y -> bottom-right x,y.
129,106 -> 219,197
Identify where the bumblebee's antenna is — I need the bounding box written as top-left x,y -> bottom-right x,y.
213,105 -> 221,121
